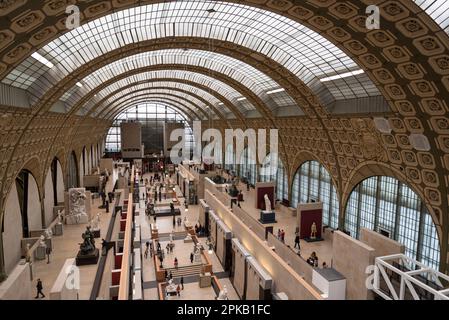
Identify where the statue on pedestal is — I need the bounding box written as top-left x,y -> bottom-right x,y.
310,222 -> 317,239
44,228 -> 53,240
67,188 -> 89,224
25,243 -> 32,263
217,285 -> 229,300
264,194 -> 272,212
38,235 -> 47,248
57,210 -> 64,225
91,213 -> 101,231
79,226 -> 96,255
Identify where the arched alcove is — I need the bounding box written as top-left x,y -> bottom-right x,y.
291,161 -> 339,229
344,176 -> 441,270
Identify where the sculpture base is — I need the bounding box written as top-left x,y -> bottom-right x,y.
304,237 -> 324,243
76,248 -> 99,266
259,210 -> 276,224
66,214 -> 89,225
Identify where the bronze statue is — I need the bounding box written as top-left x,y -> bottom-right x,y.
79,226 -> 96,255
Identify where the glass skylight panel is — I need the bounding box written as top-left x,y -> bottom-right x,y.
2,0 -> 379,104
414,0 -> 449,33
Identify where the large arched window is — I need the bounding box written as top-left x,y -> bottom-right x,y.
68,151 -> 78,189
344,176 -> 440,270
238,147 -> 257,186
291,161 -> 339,229
259,153 -> 288,201
224,144 -> 235,172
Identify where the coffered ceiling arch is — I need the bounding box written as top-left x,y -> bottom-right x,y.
91,78 -> 242,121
92,84 -> 228,123
65,65 -> 273,119
102,92 -> 205,121
110,99 -> 196,123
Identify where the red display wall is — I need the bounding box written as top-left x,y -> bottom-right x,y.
300,209 -> 323,239
257,187 -> 275,210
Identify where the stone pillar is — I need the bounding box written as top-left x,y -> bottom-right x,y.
85,191 -> 92,221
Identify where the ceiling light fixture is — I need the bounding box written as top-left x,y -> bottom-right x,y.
218,102 -> 224,106
320,69 -> 365,82
206,8 -> 217,13
31,52 -> 54,68
266,88 -> 285,95
237,97 -> 247,101
76,82 -> 83,88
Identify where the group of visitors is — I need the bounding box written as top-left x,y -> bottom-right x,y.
144,241 -> 154,259
307,252 -> 319,267
195,224 -> 206,236
277,229 -> 286,243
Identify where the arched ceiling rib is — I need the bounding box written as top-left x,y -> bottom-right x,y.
65,68 -> 262,116
92,84 -> 227,122
91,79 -> 240,121
1,0 -> 380,104
100,91 -> 207,121
75,49 -> 296,112
111,99 -> 195,123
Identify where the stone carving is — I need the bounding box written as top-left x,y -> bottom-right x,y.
91,213 -> 101,231
354,119 -> 387,162
38,235 -> 47,248
264,194 -> 272,212
217,285 -> 229,300
44,228 -> 52,239
79,226 -> 95,255
310,222 -> 317,239
67,188 -> 89,225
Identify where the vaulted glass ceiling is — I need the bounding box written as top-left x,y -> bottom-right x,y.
2,0 -> 381,110
64,49 -> 296,113
89,81 -> 235,119
414,0 -> 449,34
65,70 -> 255,115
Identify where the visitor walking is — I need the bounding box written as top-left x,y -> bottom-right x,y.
294,232 -> 300,249
181,276 -> 184,290
190,252 -> 194,263
176,284 -> 181,297
35,279 -> 45,299
174,257 -> 179,269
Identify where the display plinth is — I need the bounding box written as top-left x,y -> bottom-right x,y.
66,214 -> 89,225
76,249 -> 99,266
35,246 -> 46,260
199,273 -> 212,288
54,223 -> 63,236
304,237 -> 324,243
259,210 -> 276,224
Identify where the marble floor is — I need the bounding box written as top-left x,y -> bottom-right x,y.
140,173 -> 239,301
30,170 -> 118,300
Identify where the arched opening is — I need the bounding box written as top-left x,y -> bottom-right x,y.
291,161 -> 339,229
259,153 -> 288,203
344,176 -> 441,270
238,147 -> 257,186
224,143 -> 235,173
44,158 -> 65,227
67,151 -> 79,189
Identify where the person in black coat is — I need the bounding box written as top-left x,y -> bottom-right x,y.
35,279 -> 45,299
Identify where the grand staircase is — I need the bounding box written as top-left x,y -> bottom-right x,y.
164,263 -> 204,278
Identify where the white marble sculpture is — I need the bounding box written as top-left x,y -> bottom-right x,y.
311,222 -> 317,239
217,285 -> 229,300
264,194 -> 272,212
67,188 -> 89,225
169,231 -> 174,242
25,244 -> 32,263
91,213 -> 101,231
57,209 -> 64,224
38,235 -> 47,248
44,228 -> 53,239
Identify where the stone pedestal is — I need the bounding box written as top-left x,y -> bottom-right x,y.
66,214 -> 89,225
54,223 -> 63,236
34,246 -> 46,261
194,252 -> 202,263
259,210 -> 276,224
199,273 -> 211,288
75,249 -> 99,266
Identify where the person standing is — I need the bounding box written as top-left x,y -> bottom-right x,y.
35,279 -> 45,299
180,276 -> 184,290
294,232 -> 300,249
190,252 -> 194,263
174,257 -> 179,269
176,284 -> 181,297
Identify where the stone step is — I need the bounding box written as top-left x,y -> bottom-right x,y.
165,264 -> 203,277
